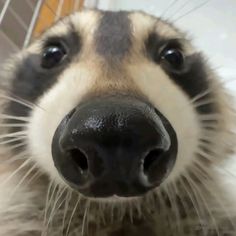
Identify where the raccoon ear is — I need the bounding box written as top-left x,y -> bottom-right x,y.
41,42 -> 67,69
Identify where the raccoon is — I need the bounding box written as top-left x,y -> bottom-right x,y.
0,9 -> 235,236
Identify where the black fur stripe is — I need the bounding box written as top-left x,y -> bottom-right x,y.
95,11 -> 132,60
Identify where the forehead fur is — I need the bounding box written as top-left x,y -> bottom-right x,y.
73,10 -> 184,42
129,11 -> 181,39
30,10 -> 191,57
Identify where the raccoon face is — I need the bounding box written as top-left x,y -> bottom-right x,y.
6,10 -> 219,200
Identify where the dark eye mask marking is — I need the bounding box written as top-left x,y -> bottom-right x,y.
6,25 -> 81,118
145,32 -> 218,115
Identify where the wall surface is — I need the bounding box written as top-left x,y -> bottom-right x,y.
0,0 -> 40,64
34,0 -> 83,36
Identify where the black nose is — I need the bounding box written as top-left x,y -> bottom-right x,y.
52,96 -> 177,198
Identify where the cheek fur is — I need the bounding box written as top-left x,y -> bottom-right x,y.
27,65 -> 96,183
130,63 -> 201,182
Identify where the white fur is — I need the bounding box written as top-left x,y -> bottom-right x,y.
130,62 -> 201,182
28,63 -> 97,184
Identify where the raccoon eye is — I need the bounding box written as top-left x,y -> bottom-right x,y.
41,43 -> 67,69
160,48 -> 184,70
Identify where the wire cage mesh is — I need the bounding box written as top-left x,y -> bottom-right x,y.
0,0 -> 97,64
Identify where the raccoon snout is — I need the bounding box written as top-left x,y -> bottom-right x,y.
51,96 -> 178,198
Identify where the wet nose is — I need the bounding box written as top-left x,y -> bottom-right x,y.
51,96 -> 177,197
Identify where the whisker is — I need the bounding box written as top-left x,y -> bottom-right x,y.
66,195 -> 81,236
0,158 -> 31,186
200,123 -> 220,129
195,153 -> 236,180
169,0 -> 191,20
200,129 -> 225,137
173,180 -> 196,234
185,172 -> 221,236
0,151 -> 28,165
196,148 -> 215,160
43,183 -> 61,236
4,141 -> 27,151
161,0 -> 179,18
190,78 -> 236,108
164,183 -> 183,233
47,187 -> 67,233
0,123 -> 28,128
198,140 -> 215,150
128,200 -> 134,223
192,98 -> 216,108
192,163 -> 236,231
43,180 -> 56,234
198,113 -> 222,118
173,0 -> 211,22
81,200 -> 90,236
9,163 -> 38,199
157,189 -> 175,235
0,131 -> 27,139
133,197 -> 142,219
26,169 -> 42,185
62,190 -> 72,234
0,94 -> 34,110
190,89 -> 213,105
198,114 -> 222,122
0,114 -> 30,122
179,175 -> 208,235
98,201 -> 106,225
0,136 -> 26,145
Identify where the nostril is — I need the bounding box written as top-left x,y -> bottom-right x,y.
68,148 -> 88,173
143,148 -> 165,174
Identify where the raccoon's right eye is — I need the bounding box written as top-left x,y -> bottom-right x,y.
41,43 -> 67,69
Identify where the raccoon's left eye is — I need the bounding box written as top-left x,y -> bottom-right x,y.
41,43 -> 67,69
160,48 -> 184,70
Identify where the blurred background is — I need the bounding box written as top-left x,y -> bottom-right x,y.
0,0 -> 235,91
